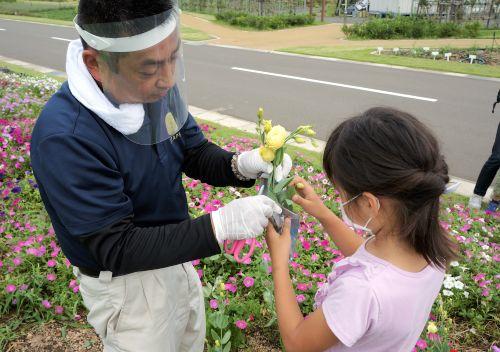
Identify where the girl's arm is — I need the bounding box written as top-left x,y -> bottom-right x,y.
266,220 -> 339,352
290,177 -> 363,257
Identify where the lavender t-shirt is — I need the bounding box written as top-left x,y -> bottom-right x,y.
314,239 -> 445,352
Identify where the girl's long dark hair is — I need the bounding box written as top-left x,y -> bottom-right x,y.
323,107 -> 457,269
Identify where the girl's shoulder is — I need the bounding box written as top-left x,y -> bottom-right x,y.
314,254 -> 383,309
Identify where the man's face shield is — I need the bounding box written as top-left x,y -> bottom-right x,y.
74,5 -> 188,145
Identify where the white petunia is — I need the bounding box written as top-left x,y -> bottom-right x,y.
443,280 -> 454,289
442,289 -> 454,297
454,281 -> 464,290
464,291 -> 469,298
450,261 -> 459,267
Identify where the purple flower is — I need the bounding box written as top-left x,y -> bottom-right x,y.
5,284 -> 16,293
209,299 -> 218,309
235,320 -> 247,330
296,294 -> 306,303
243,276 -> 255,288
54,306 -> 64,315
11,186 -> 21,194
415,339 -> 427,349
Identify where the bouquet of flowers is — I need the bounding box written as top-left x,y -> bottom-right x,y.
256,107 -> 316,213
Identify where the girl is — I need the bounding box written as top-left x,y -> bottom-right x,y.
265,107 -> 457,352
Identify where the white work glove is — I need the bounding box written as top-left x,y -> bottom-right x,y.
237,148 -> 293,182
211,195 -> 282,243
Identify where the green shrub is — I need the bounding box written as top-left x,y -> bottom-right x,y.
215,11 -> 315,30
342,17 -> 482,39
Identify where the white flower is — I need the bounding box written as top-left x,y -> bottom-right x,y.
234,191 -> 241,198
442,289 -> 454,297
481,245 -> 489,250
464,291 -> 469,298
443,276 -> 454,289
307,166 -> 314,173
454,281 -> 464,290
450,261 -> 459,267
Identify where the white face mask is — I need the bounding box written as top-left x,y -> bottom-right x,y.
340,194 -> 380,236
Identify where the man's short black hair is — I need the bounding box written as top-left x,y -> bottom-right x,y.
78,0 -> 174,47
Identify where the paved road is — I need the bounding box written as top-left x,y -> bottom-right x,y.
1,18 -> 499,181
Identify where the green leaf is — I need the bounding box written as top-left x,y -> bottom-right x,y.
211,329 -> 220,341
273,176 -> 294,194
276,190 -> 287,204
264,317 -> 277,328
223,342 -> 231,352
221,330 -> 231,344
275,148 -> 284,166
265,190 -> 279,204
224,253 -> 237,263
284,199 -> 294,209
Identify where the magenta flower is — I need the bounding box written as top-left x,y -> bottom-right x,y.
54,306 -> 64,315
47,259 -> 56,267
191,259 -> 200,266
42,300 -> 52,309
415,339 -> 427,349
46,273 -> 57,281
5,284 -> 16,293
197,269 -> 203,279
209,299 -> 218,309
225,283 -> 237,293
12,257 -> 22,266
243,277 -> 255,288
296,294 -> 306,303
235,320 -> 247,330
482,289 -> 490,297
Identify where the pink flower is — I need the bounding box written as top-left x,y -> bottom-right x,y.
47,259 -> 56,268
415,339 -> 427,349
46,273 -> 57,281
54,306 -> 64,315
296,294 -> 306,303
209,299 -> 218,309
5,284 -> 16,293
311,253 -> 319,262
72,286 -> 80,294
262,253 -> 271,262
13,257 -> 22,266
482,289 -> 490,297
191,259 -> 200,266
225,283 -> 237,293
197,269 -> 203,279
297,283 -> 309,292
243,277 -> 255,288
235,320 -> 247,330
42,300 -> 52,309
19,284 -> 29,291
74,314 -> 81,321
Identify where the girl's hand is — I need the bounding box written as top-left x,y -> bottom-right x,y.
265,218 -> 292,271
290,176 -> 330,221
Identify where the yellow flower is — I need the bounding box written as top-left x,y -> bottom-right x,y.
265,125 -> 287,150
259,146 -> 275,162
257,107 -> 264,121
294,136 -> 306,144
215,340 -> 221,347
263,119 -> 272,133
219,282 -> 225,291
298,125 -> 316,136
427,322 -> 438,334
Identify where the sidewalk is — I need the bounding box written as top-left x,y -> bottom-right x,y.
181,13 -> 495,50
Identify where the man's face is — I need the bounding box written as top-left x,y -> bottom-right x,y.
97,32 -> 181,104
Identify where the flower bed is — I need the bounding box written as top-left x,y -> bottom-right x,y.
0,69 -> 498,351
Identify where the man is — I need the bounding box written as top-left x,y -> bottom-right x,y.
30,1 -> 291,351
469,89 -> 499,210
